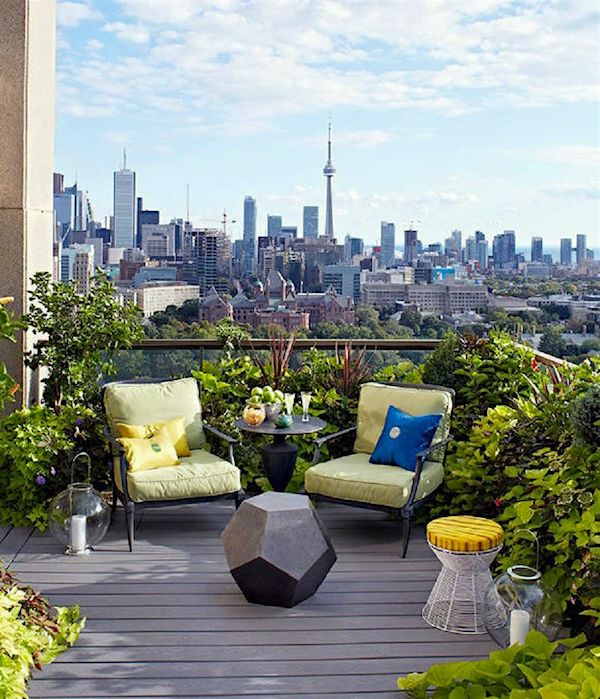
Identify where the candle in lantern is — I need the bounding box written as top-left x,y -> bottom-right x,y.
509,609 -> 530,646
70,514 -> 87,552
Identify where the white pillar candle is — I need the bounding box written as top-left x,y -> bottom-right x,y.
70,515 -> 87,552
509,609 -> 530,646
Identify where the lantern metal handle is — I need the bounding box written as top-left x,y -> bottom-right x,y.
512,528 -> 540,571
70,451 -> 92,486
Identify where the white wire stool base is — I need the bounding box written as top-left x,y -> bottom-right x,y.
422,542 -> 502,634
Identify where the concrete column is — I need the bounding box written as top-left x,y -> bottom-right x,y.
0,1 -> 56,407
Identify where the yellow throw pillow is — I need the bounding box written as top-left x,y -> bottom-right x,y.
116,416 -> 191,457
117,426 -> 180,472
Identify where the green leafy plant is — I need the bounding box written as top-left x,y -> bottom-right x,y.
0,297 -> 25,410
251,328 -> 296,389
25,271 -> 143,413
0,563 -> 84,699
0,405 -> 107,529
398,631 -> 600,698
570,384 -> 600,447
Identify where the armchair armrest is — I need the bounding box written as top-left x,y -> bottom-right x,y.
103,425 -> 125,454
204,423 -> 238,467
312,425 -> 356,466
416,434 -> 454,459
204,423 -> 238,444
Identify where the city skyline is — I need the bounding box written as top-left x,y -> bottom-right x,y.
55,1 -> 599,247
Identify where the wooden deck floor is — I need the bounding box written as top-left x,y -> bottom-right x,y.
2,502 -> 496,698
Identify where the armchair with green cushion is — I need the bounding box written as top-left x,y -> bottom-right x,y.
304,382 -> 454,558
102,377 -> 243,551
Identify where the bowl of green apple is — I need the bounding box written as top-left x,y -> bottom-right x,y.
251,386 -> 284,421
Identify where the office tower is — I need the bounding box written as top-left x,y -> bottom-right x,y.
476,239 -> 488,270
322,265 -> 361,302
560,238 -> 572,266
197,230 -> 219,295
267,215 -> 282,238
576,234 -> 587,265
113,152 -> 136,248
531,236 -> 543,262
303,206 -> 318,238
404,229 -> 418,266
243,196 -> 256,274
465,236 -> 477,262
344,236 -> 364,263
475,230 -> 485,244
451,229 -> 462,252
136,197 -> 159,248
53,172 -> 64,194
323,122 -> 336,238
380,221 -> 396,267
281,226 -> 298,238
492,230 -> 516,269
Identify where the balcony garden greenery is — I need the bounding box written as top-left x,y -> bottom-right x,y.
0,281 -> 598,676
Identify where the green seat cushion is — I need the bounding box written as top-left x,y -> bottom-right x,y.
104,378 -> 205,450
115,449 -> 240,503
305,452 -> 443,510
354,382 -> 452,462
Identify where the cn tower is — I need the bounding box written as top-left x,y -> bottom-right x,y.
323,121 -> 336,238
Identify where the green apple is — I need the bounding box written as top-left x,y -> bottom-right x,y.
274,390 -> 284,402
251,387 -> 263,397
263,387 -> 275,403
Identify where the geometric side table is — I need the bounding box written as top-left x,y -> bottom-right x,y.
422,516 -> 504,634
221,492 -> 336,608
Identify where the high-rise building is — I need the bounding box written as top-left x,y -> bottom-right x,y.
576,234 -> 587,265
197,230 -> 219,295
267,215 -> 282,238
492,230 -> 516,269
53,172 -> 64,195
380,222 -> 396,267
322,265 -> 361,302
243,196 -> 256,274
136,197 -> 159,248
531,236 -> 543,262
560,238 -> 572,266
281,226 -> 298,238
404,229 -> 418,266
113,152 -> 136,248
451,229 -> 462,252
323,122 -> 336,238
465,236 -> 477,262
344,236 -> 364,264
476,239 -> 488,270
303,206 -> 318,238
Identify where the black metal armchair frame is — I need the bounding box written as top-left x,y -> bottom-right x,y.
306,382 -> 455,558
101,379 -> 244,552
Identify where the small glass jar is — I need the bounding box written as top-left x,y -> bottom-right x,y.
242,403 -> 266,427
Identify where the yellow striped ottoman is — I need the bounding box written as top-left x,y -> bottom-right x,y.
422,516 -> 504,634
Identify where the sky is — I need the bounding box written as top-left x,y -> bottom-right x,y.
55,0 -> 600,249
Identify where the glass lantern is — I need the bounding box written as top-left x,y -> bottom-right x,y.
483,530 -> 562,647
48,452 -> 110,555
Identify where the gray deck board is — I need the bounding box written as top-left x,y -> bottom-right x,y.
10,502 -> 496,697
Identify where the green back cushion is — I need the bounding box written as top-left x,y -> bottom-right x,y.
354,382 -> 452,462
104,378 -> 206,450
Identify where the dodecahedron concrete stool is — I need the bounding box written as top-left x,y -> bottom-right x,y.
221,492 -> 336,607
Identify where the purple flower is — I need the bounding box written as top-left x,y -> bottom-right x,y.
75,418 -> 84,426
36,475 -> 46,486
50,467 -> 56,476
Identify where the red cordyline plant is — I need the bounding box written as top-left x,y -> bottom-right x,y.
334,341 -> 371,398
251,327 -> 296,389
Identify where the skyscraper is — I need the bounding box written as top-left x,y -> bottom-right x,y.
576,234 -> 587,266
380,222 -> 396,267
404,229 -> 418,266
492,230 -> 516,269
531,236 -> 543,262
113,152 -> 136,249
476,239 -> 488,270
323,122 -> 336,238
560,238 -> 572,266
267,215 -> 282,238
303,206 -> 318,238
243,196 -> 256,274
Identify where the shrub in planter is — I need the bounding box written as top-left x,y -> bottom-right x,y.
0,564 -> 84,698
398,631 -> 600,698
0,405 -> 108,529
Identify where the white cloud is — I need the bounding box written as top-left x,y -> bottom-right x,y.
86,38 -> 103,51
103,21 -> 151,44
57,1 -> 101,28
541,182 -> 600,199
537,145 -> 600,167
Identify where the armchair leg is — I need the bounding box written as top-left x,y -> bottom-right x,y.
126,503 -> 135,552
401,509 -> 412,559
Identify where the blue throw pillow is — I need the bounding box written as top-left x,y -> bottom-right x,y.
369,406 -> 442,472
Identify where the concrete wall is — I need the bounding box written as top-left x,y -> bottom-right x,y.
0,1 -> 56,407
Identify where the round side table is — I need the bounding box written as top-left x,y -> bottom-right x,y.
422,515 -> 504,634
235,416 -> 326,492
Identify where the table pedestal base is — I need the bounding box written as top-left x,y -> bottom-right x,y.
262,436 -> 298,492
